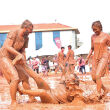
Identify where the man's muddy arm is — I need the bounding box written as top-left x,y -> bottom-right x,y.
6,46 -> 21,56
65,51 -> 69,63
106,34 -> 110,46
86,49 -> 93,61
5,32 -> 22,56
4,38 -> 23,65
19,48 -> 27,63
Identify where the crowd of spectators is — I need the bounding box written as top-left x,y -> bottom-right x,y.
27,56 -> 50,76
26,55 -> 93,76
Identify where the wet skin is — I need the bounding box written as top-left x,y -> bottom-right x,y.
0,25 -> 50,105
65,48 -> 75,75
57,49 -> 66,80
86,25 -> 110,96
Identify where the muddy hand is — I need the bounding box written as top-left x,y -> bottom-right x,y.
12,54 -> 24,65
85,59 -> 88,65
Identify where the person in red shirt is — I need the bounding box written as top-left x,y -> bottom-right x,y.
32,57 -> 39,74
79,57 -> 86,74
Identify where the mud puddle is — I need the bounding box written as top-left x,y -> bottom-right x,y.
0,74 -> 110,110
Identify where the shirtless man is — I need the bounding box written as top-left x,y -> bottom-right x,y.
65,45 -> 75,75
0,20 -> 50,106
57,47 -> 66,82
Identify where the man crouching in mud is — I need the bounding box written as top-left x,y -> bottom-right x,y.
0,20 -> 50,106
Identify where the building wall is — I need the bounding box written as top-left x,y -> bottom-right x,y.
28,33 -> 36,50
60,30 -> 76,49
27,30 -> 76,52
42,32 -> 54,48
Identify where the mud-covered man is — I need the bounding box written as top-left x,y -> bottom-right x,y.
65,45 -> 75,75
57,47 -> 66,82
0,20 -> 50,106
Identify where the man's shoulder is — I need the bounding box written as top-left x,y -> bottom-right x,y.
8,30 -> 18,35
102,32 -> 110,38
7,30 -> 18,40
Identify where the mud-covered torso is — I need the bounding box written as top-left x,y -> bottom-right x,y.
67,50 -> 74,64
92,32 -> 109,60
0,30 -> 28,60
12,32 -> 25,51
58,51 -> 65,64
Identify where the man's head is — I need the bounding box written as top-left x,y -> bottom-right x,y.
68,45 -> 72,50
61,47 -> 65,52
21,20 -> 33,36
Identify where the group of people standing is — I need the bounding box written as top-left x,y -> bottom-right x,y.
55,45 -> 75,83
27,56 -> 50,76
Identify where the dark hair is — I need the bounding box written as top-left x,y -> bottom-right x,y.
92,20 -> 102,31
61,47 -> 65,49
79,58 -> 82,64
68,45 -> 72,49
21,19 -> 33,29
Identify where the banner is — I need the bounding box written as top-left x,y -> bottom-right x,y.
35,32 -> 42,50
54,37 -> 61,48
0,33 -> 7,48
53,31 -> 61,48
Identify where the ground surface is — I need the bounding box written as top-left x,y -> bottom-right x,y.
0,72 -> 110,110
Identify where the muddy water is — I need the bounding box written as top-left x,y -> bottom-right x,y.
0,74 -> 110,110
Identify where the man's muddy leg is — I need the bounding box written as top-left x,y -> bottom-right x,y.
16,65 -> 37,102
0,58 -> 20,105
19,89 -> 58,103
69,64 -> 74,74
96,59 -> 107,95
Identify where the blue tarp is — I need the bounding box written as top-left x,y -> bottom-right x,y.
53,31 -> 60,44
35,32 -> 42,50
0,33 -> 7,48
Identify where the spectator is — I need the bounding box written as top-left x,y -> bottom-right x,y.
27,57 -> 33,68
41,57 -> 48,76
44,56 -> 50,73
79,57 -> 86,74
32,57 -> 40,74
35,56 -> 40,74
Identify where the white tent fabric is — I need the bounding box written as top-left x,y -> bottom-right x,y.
26,44 -> 60,58
35,45 -> 60,56
26,49 -> 37,58
74,44 -> 91,55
